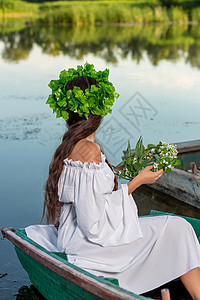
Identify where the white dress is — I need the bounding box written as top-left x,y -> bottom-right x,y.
26,152 -> 200,295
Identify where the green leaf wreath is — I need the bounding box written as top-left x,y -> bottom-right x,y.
113,137 -> 181,180
46,62 -> 119,120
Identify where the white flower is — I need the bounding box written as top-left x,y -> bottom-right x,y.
125,168 -> 130,176
74,109 -> 78,113
151,148 -> 155,153
153,162 -> 159,171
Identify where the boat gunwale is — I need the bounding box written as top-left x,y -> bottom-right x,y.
175,140 -> 200,155
122,139 -> 200,158
159,167 -> 200,180
1,227 -> 149,300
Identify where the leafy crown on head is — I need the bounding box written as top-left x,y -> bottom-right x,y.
46,62 -> 119,120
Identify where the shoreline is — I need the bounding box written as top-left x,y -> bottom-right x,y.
0,1 -> 200,25
0,20 -> 200,26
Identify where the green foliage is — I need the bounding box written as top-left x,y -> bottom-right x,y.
168,7 -> 188,23
46,62 -> 119,120
191,7 -> 200,22
0,0 -> 14,12
113,137 -> 181,180
159,0 -> 179,7
36,2 -> 198,25
0,0 -> 38,21
37,3 -> 161,25
1,0 -> 200,24
158,0 -> 200,8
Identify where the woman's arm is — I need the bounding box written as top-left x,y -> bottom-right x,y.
127,166 -> 164,195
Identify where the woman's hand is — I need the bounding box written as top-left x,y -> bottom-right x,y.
136,165 -> 164,185
127,166 -> 164,195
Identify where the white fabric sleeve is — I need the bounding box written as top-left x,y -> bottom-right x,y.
74,169 -> 143,247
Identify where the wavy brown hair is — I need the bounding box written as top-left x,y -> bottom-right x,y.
43,76 -> 118,224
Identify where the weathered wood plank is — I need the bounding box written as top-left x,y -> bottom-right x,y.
175,140 -> 200,154
148,169 -> 200,209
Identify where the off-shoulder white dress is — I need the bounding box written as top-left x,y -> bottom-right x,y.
26,152 -> 200,295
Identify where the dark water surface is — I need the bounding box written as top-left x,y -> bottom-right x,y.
0,23 -> 200,299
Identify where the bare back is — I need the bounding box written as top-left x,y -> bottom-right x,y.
68,139 -> 102,164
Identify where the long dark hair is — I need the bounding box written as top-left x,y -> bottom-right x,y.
43,76 -> 118,224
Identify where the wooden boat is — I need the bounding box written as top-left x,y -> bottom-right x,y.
0,227 -> 147,300
123,140 -> 200,209
1,211 -> 200,300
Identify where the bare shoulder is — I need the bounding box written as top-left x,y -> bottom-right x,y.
69,140 -> 102,164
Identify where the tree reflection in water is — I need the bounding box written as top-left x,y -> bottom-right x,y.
0,24 -> 200,67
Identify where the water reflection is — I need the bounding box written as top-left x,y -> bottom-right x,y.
0,24 -> 200,67
15,285 -> 45,300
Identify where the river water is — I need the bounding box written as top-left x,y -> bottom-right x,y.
0,23 -> 200,299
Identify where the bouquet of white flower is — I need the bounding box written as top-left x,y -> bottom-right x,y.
113,136 -> 181,180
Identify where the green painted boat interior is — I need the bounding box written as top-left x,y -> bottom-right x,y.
15,246 -> 104,300
15,228 -> 148,300
16,228 -> 119,285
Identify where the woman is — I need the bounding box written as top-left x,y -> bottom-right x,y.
26,64 -> 200,299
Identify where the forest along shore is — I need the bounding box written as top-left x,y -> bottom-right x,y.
0,0 -> 200,26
